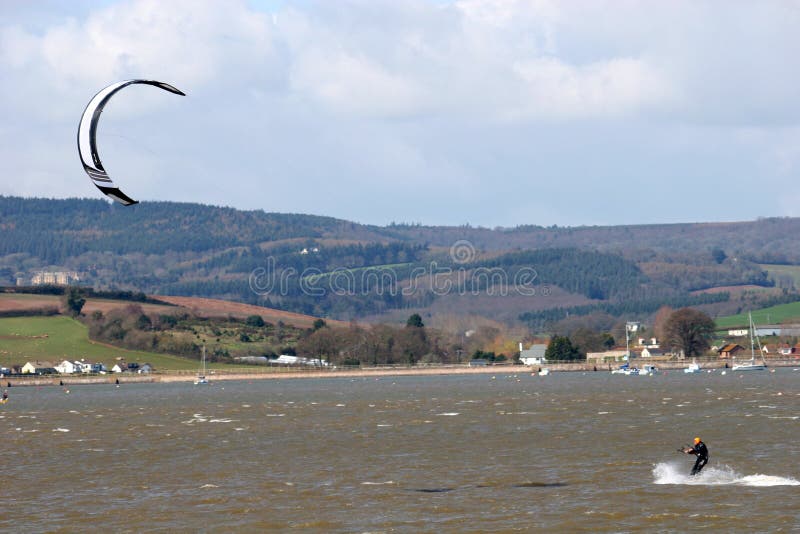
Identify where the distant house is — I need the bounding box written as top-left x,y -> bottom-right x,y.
718,344 -> 746,359
73,360 -> 103,373
519,343 -> 547,365
271,355 -> 329,366
586,350 -> 629,363
137,363 -> 153,374
111,363 -> 127,373
21,361 -> 57,375
637,338 -> 660,348
30,270 -> 80,286
126,363 -> 140,371
778,344 -> 800,357
73,361 -> 93,373
55,360 -> 79,374
728,328 -> 748,337
641,348 -> 668,358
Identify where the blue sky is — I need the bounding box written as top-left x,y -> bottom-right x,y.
1,0 -> 798,227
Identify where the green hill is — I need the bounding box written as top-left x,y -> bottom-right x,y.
714,302 -> 800,330
0,316 -> 196,370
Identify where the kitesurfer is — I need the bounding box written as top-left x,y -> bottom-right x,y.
682,437 -> 709,475
2,389 -> 7,401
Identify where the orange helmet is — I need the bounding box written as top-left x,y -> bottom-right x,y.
694,437 -> 701,444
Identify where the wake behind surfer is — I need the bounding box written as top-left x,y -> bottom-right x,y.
682,437 -> 709,475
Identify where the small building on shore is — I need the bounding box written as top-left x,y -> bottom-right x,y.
717,344 -> 746,359
641,348 -> 669,359
21,361 -> 57,375
519,343 -> 547,365
586,350 -> 630,363
55,360 -> 79,374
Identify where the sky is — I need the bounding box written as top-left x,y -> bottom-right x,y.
1,0 -> 799,228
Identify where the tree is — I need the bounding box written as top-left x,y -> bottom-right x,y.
663,308 -> 716,357
246,314 -> 265,327
135,313 -> 152,330
297,326 -> 339,365
395,326 -> 429,365
544,335 -> 583,361
312,318 -> 327,331
406,313 -> 424,328
652,305 -> 674,343
61,286 -> 85,317
570,327 -> 610,353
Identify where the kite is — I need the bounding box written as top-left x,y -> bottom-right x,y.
77,79 -> 185,205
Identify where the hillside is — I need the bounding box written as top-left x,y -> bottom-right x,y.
2,196 -> 799,329
0,292 -> 339,330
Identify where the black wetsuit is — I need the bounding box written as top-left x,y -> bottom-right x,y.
689,441 -> 709,475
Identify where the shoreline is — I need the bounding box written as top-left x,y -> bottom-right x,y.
3,359 -> 799,387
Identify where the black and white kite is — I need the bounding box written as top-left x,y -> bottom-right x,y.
77,79 -> 185,206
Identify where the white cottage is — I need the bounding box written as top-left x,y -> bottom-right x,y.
519,343 -> 548,365
55,360 -> 79,374
21,361 -> 57,374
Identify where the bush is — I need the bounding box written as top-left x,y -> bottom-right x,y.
245,314 -> 265,327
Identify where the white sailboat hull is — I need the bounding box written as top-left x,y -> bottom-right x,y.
731,362 -> 766,371
195,345 -> 210,385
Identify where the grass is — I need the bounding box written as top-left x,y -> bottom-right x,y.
759,264 -> 800,287
0,316 -> 198,370
714,301 -> 800,329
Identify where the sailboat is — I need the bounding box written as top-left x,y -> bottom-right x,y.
194,345 -> 210,385
732,313 -> 766,372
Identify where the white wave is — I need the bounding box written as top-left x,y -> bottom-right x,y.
53,428 -> 70,432
436,412 -> 460,416
653,462 -> 800,486
361,481 -> 394,485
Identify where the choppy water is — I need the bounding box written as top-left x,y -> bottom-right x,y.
2,369 -> 798,532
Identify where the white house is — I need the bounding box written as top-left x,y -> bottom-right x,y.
728,328 -> 748,337
111,363 -> 127,373
641,348 -> 667,358
271,355 -> 329,366
73,361 -> 91,373
519,343 -> 547,365
637,338 -> 660,348
55,360 -> 79,374
21,361 -> 57,374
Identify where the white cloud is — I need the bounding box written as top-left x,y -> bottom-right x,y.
1,0 -> 799,226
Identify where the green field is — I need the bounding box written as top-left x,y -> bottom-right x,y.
0,316 -> 198,370
760,264 -> 800,287
714,301 -> 800,329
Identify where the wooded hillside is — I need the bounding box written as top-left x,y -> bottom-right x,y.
2,196 -> 798,328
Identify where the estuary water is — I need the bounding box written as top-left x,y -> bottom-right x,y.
1,368 -> 798,532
